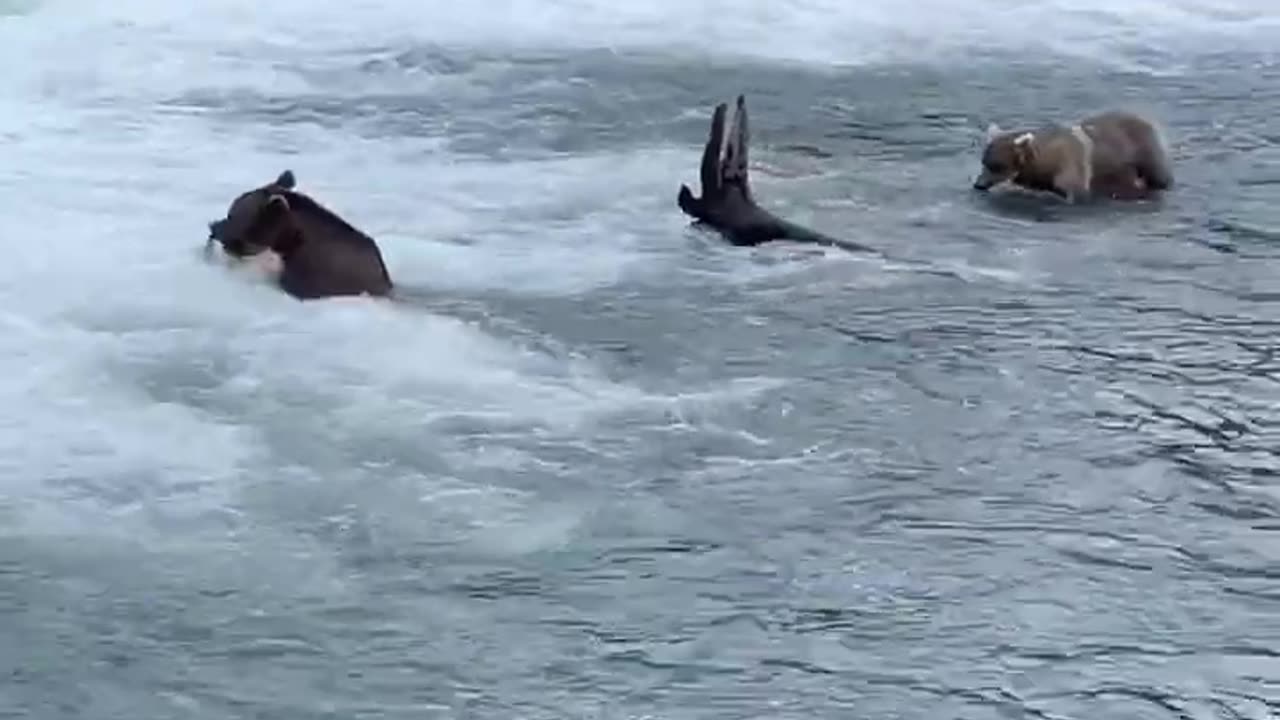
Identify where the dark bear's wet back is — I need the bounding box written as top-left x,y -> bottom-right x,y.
273,191 -> 394,300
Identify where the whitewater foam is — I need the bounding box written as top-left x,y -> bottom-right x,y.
1,0 -> 1276,570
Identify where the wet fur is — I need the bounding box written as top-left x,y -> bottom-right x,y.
974,110 -> 1173,203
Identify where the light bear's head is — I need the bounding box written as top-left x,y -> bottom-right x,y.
972,124 -> 1036,191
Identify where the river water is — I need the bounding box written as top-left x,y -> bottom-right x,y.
1,1 -> 1278,718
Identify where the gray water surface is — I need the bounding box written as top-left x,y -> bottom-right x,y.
1,2 -> 1278,719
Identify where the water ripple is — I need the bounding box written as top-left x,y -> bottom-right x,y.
3,5 -> 1280,720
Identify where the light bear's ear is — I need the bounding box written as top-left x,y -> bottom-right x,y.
1013,132 -> 1036,164
985,123 -> 1003,142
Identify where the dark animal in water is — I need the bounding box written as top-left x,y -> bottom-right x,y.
677,95 -> 872,254
207,170 -> 394,300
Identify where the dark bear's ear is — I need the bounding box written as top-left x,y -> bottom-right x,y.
263,194 -> 291,214
262,194 -> 304,255
274,170 -> 296,189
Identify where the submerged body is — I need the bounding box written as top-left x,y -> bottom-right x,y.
207,170 -> 394,300
677,95 -> 872,254
973,110 -> 1174,203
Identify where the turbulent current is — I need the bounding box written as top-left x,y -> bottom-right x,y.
1,1 -> 1278,718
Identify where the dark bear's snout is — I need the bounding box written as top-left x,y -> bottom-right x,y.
207,218 -> 255,257
206,190 -> 290,259
207,217 -> 256,257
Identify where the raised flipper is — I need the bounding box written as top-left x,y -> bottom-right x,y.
679,101 -> 729,222
677,94 -> 873,255
722,95 -> 754,204
702,102 -> 728,200
684,96 -> 752,209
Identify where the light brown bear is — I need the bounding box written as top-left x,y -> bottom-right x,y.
972,110 -> 1173,203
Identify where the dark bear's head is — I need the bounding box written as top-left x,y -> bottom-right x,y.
972,125 -> 1036,191
207,170 -> 304,258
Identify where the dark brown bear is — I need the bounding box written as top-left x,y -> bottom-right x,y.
207,170 -> 394,300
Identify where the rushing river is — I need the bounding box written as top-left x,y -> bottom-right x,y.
1,1 -> 1278,718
